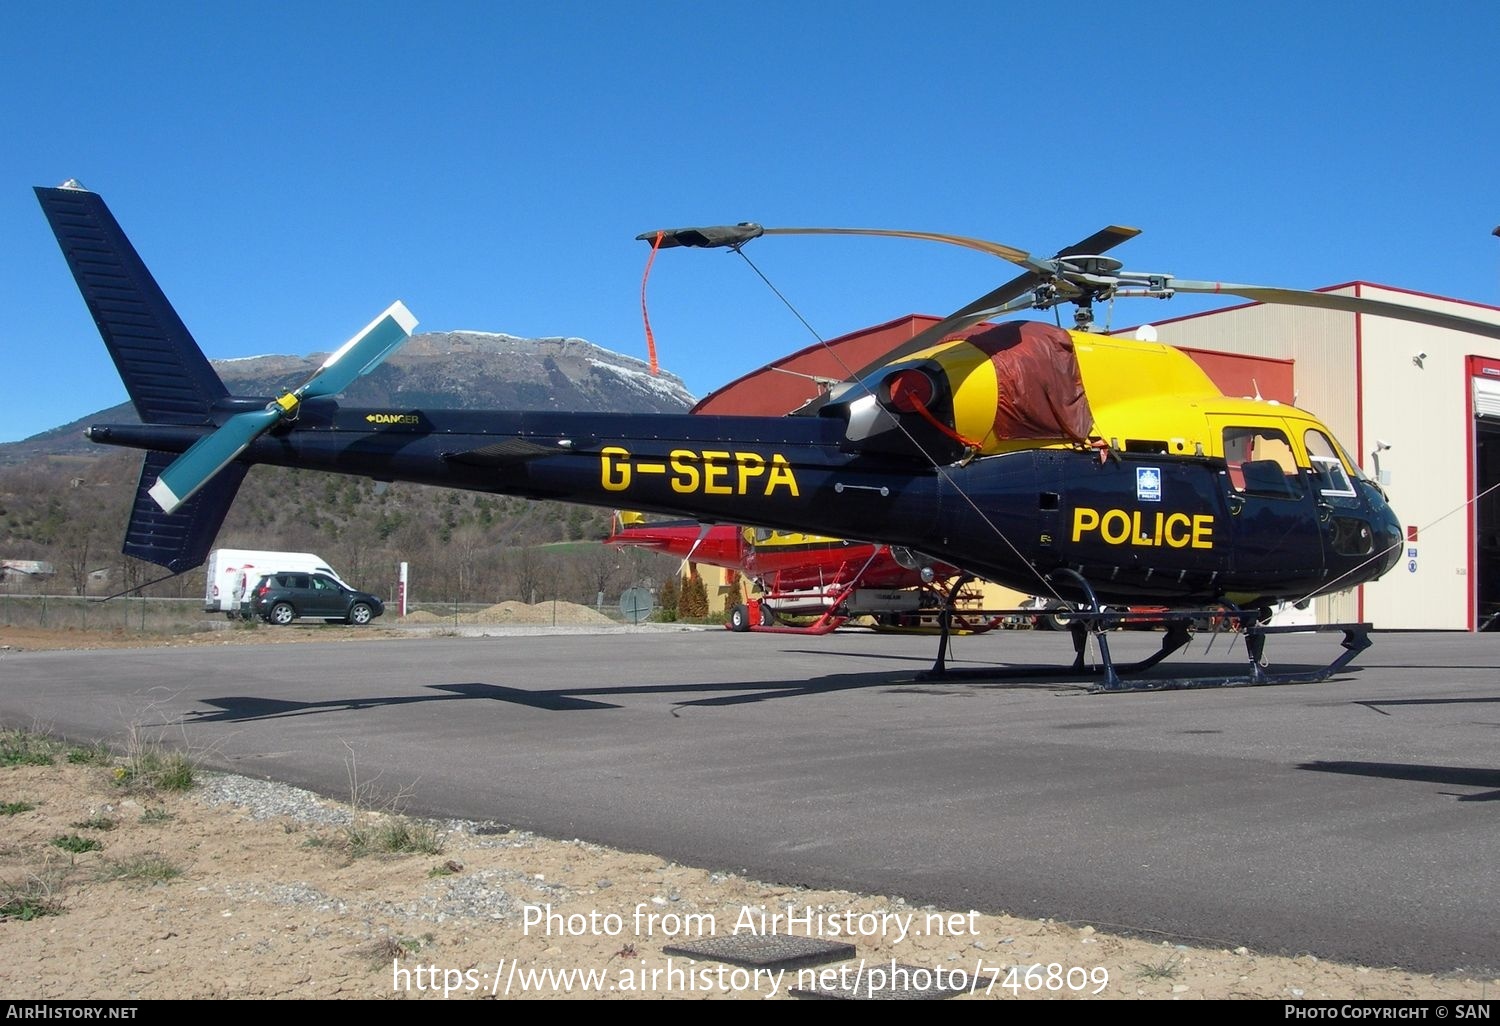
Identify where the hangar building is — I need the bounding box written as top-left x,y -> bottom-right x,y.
686,287 -> 1500,631
1118,283 -> 1500,630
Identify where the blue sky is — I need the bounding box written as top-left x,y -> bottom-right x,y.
4,1 -> 1499,442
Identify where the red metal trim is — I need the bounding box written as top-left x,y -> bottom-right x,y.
1467,356 -> 1477,631
1354,281 -> 1500,313
1355,286 -> 1364,625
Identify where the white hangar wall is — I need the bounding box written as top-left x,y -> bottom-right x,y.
1129,284 -> 1500,630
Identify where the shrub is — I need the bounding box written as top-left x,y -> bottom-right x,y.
678,571 -> 709,620
658,576 -> 679,617
50,834 -> 103,854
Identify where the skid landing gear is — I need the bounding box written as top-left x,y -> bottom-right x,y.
921,569 -> 1372,692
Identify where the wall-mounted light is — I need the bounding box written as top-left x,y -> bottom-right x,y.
1412,352 -> 1428,368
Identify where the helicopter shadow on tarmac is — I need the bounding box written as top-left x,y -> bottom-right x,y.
1298,760 -> 1500,802
175,667 -> 940,726
171,651 -> 1349,728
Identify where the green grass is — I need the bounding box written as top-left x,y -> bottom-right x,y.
1136,955 -> 1182,981
70,815 -> 117,831
362,933 -> 434,965
344,817 -> 447,858
49,834 -> 102,854
140,807 -> 173,824
2,730 -> 113,769
0,801 -> 37,816
95,854 -> 182,884
114,746 -> 194,794
0,894 -> 61,921
66,741 -> 113,766
0,880 -> 62,921
0,729 -> 60,767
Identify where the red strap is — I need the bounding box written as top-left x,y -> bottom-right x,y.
639,230 -> 664,376
906,392 -> 981,451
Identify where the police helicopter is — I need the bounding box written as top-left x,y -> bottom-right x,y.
35,183 -> 1500,689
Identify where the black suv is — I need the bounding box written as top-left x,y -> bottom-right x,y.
245,572 -> 384,626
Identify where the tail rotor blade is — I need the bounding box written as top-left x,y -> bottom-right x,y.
147,407 -> 281,513
298,300 -> 418,399
149,300 -> 418,513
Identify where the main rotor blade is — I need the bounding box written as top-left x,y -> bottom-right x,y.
842,226 -> 1138,380
636,224 -> 765,249
1058,225 -> 1141,258
759,227 -> 1032,265
635,220 -> 1143,381
299,300 -> 419,399
1169,281 -> 1500,341
841,273 -> 1046,381
148,407 -> 281,513
636,224 -> 1035,264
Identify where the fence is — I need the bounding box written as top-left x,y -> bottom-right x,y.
0,593 -> 651,633
0,594 -> 206,633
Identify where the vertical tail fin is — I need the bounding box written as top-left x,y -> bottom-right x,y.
126,452 -> 248,573
35,182 -> 228,425
37,182 -> 242,573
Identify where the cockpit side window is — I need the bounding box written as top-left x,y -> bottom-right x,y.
1304,429 -> 1357,498
1223,426 -> 1304,499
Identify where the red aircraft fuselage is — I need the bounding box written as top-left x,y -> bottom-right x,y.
604,516 -> 955,595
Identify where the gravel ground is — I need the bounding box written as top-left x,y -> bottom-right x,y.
3,625 -> 1498,1000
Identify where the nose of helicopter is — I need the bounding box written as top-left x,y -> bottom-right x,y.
1366,484 -> 1405,580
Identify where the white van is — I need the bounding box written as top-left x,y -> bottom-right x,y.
204,549 -> 345,618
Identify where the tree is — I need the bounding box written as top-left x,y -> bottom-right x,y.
658,575 -> 679,620
449,524 -> 489,600
507,546 -> 545,605
52,493 -> 113,597
582,543 -> 622,603
678,567 -> 708,620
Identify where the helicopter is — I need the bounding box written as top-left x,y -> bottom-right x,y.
35,182 -> 1500,688
605,511 -> 1005,635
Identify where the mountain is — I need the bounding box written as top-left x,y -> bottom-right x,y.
1,332 -> 695,463
0,333 -> 696,603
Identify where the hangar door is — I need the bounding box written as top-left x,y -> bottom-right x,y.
1471,361 -> 1500,629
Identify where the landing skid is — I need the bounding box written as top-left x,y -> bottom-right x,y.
920,571 -> 1372,692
